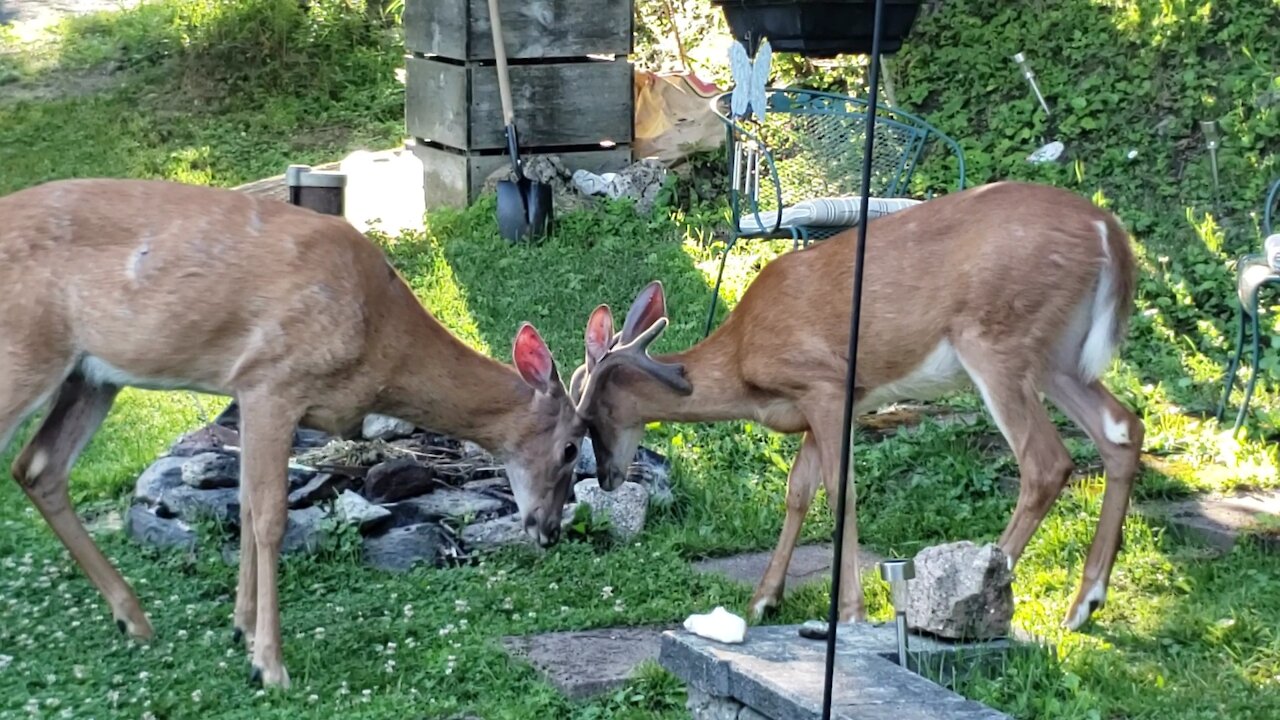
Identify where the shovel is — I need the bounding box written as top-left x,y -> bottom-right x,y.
486,0 -> 553,242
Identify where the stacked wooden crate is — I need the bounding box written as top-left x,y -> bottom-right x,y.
404,0 -> 635,209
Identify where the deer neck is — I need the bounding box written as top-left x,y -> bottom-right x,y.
627,336 -> 750,424
378,313 -> 533,453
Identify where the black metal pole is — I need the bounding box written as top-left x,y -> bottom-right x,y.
821,0 -> 886,717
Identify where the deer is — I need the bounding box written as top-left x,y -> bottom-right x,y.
0,177 -> 586,688
567,180 -> 1144,631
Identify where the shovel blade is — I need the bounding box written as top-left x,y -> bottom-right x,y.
525,180 -> 554,238
496,179 -> 531,242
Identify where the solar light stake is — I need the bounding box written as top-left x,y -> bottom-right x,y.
1012,52 -> 1051,117
1201,120 -> 1221,194
879,559 -> 914,668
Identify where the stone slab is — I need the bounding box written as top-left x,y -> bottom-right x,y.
692,544 -> 884,592
502,626 -> 672,700
1136,490 -> 1280,553
661,623 -> 1013,720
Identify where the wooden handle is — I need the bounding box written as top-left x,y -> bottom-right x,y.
486,0 -> 516,126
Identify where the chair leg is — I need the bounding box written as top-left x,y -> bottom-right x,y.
1232,294 -> 1264,437
1217,308 -> 1247,422
704,236 -> 737,338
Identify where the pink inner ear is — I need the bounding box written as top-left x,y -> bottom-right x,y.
621,281 -> 666,342
586,305 -> 614,365
513,323 -> 553,388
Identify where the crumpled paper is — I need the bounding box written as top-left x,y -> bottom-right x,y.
682,606 -> 746,644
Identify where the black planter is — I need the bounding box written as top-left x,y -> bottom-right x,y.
711,0 -> 923,58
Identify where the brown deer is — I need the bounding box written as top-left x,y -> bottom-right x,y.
568,181 -> 1144,631
0,178 -> 585,688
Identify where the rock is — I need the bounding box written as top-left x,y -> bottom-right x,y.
574,478 -> 649,541
362,413 -> 416,441
462,477 -> 511,495
460,440 -> 490,459
629,446 -> 673,506
213,401 -> 239,428
460,505 -> 578,551
125,504 -> 196,550
575,435 -> 597,478
501,627 -> 668,700
906,541 -> 1014,640
134,456 -> 187,504
364,458 -> 436,504
180,452 -> 239,489
362,523 -> 450,571
400,488 -> 508,520
287,473 -> 345,509
282,505 -> 331,554
168,423 -> 239,457
292,428 -> 333,450
158,484 -> 240,526
685,687 -> 746,720
334,489 -> 393,534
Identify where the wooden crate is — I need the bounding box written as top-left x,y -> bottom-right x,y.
405,56 -> 633,151
404,0 -> 633,62
412,141 -> 632,210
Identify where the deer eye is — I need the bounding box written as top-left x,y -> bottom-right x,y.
562,443 -> 578,465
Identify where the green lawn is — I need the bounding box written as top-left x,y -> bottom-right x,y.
3,1 -> 1280,719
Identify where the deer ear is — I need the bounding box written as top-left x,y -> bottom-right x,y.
585,304 -> 614,370
620,281 -> 667,343
513,323 -> 557,393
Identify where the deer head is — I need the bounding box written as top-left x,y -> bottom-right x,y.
506,322 -> 585,546
569,281 -> 692,491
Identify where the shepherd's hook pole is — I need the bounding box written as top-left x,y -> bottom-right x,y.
821,0 -> 886,717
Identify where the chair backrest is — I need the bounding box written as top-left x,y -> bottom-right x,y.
712,88 -> 965,218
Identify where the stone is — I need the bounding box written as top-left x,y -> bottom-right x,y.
362,413 -> 416,441
461,477 -> 511,495
574,435 -> 597,478
460,440 -> 491,459
502,627 -> 669,700
686,687 -> 748,720
180,452 -> 239,489
158,484 -> 240,525
126,504 -> 196,550
361,522 -> 450,571
1135,490 -> 1280,553
282,505 -> 331,554
629,446 -> 673,506
573,478 -> 648,541
461,503 -> 579,551
364,458 -> 436,504
906,541 -> 1014,641
692,544 -> 884,591
400,488 -> 508,520
293,428 -> 333,450
134,456 -> 187,504
334,489 -> 393,534
168,423 -> 239,457
287,473 -> 345,509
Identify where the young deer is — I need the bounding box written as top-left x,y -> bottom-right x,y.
569,181 -> 1144,631
0,178 -> 584,688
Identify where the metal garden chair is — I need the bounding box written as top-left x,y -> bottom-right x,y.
1217,177 -> 1280,435
703,87 -> 967,336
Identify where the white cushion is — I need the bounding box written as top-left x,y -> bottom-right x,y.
737,196 -> 921,234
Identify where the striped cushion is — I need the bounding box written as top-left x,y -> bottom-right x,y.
738,196 -> 921,234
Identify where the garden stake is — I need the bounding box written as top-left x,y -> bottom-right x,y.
822,0 -> 886,717
879,559 -> 915,668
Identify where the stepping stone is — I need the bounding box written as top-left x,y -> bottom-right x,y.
1136,490 -> 1280,553
502,626 -> 671,700
693,544 -> 885,591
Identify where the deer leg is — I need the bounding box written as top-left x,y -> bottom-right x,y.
9,376 -> 152,639
749,432 -> 821,620
1044,373 -> 1143,630
805,404 -> 867,624
232,488 -> 257,650
239,393 -> 298,689
957,349 -> 1076,566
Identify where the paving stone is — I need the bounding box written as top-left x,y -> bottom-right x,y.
502,627 -> 671,700
1136,491 -> 1280,552
692,544 -> 884,591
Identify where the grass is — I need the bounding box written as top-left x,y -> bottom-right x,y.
2,0 -> 1280,718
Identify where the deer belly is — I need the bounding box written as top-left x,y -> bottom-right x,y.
855,340 -> 969,412
79,355 -> 221,395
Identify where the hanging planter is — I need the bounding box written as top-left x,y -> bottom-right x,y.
710,0 -> 924,57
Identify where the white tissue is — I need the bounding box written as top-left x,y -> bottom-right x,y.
682,606 -> 747,644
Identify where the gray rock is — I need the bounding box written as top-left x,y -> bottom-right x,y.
287,473 -> 345,509
180,452 -> 239,489
292,428 -> 333,450
462,477 -> 511,495
159,484 -> 240,525
362,522 -> 449,571
364,458 -> 436,504
125,504 -> 196,550
906,541 -> 1014,640
401,488 -> 508,520
460,503 -> 578,551
686,687 -> 747,720
334,489 -> 393,534
168,423 -> 239,457
574,478 -> 648,541
574,435 -> 597,478
362,413 -> 416,441
134,456 -> 187,504
282,505 -> 331,554
460,440 -> 491,459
